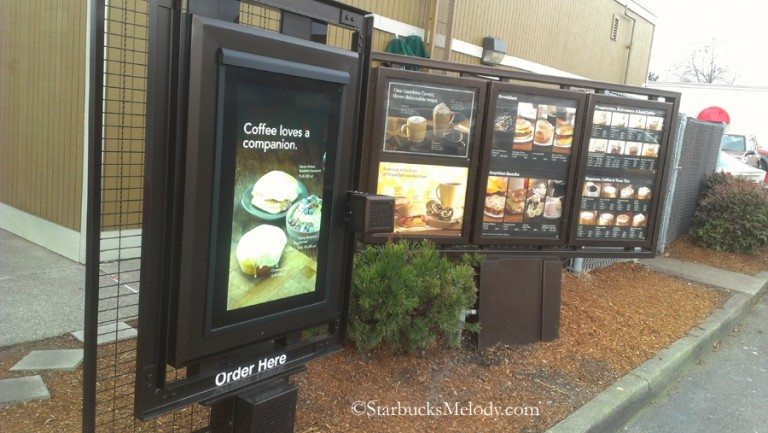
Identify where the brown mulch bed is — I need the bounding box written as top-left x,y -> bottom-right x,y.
295,262 -> 726,432
665,236 -> 768,276
0,263 -> 726,433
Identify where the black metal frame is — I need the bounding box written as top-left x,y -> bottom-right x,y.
365,52 -> 682,258
471,82 -> 588,246
82,0 -> 106,430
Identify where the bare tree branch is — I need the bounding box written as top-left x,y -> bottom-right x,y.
676,43 -> 735,84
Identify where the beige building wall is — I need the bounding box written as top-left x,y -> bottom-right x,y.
0,0 -> 654,259
450,0 -> 654,85
0,0 -> 87,230
338,0 -> 431,51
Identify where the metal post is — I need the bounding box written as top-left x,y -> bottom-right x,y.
570,257 -> 583,273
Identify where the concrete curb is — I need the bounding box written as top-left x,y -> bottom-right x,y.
546,268 -> 768,433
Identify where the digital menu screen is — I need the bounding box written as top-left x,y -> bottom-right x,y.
220,65 -> 340,312
573,102 -> 668,242
381,80 -> 476,158
480,90 -> 581,241
376,161 -> 469,237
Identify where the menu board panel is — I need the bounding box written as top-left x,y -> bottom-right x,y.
376,162 -> 469,237
474,85 -> 586,245
367,68 -> 487,244
382,81 -> 476,158
570,97 -> 672,247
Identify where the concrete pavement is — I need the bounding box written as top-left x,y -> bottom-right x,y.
0,229 -> 85,346
547,258 -> 768,433
622,294 -> 767,433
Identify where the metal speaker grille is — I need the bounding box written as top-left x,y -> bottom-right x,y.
253,391 -> 298,433
368,199 -> 395,231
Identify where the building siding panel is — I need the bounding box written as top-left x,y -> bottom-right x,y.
0,0 -> 87,230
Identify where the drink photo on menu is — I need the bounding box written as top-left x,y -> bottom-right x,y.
585,104 -> 667,172
382,80 -> 476,158
376,161 -> 469,237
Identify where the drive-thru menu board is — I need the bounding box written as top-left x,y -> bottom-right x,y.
473,84 -> 586,245
569,96 -> 672,247
367,68 -> 486,243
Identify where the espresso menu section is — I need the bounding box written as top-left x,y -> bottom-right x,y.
571,99 -> 670,245
575,176 -> 652,240
478,87 -> 583,242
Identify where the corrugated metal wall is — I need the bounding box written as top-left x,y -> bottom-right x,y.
450,0 -> 653,85
0,0 -> 87,230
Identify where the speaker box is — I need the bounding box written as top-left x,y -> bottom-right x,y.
347,191 -> 394,234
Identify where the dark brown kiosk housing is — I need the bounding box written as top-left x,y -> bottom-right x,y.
129,1 -> 376,425
359,52 -> 680,349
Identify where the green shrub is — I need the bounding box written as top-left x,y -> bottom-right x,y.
692,172 -> 768,253
348,240 -> 479,353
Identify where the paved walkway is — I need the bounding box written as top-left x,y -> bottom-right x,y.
0,229 -> 84,346
623,294 -> 768,433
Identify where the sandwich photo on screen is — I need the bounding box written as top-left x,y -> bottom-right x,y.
220,65 -> 341,311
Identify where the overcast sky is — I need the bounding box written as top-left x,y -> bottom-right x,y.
640,0 -> 768,85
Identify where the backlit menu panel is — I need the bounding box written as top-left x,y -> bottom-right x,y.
475,85 -> 585,245
571,98 -> 671,246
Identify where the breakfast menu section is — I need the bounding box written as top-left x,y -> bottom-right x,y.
587,105 -> 664,171
222,66 -> 339,311
382,80 -> 476,158
376,162 -> 468,237
480,90 -> 580,240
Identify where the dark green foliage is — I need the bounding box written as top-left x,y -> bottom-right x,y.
692,172 -> 768,253
348,240 -> 479,353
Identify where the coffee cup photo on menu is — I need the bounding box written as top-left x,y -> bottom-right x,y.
382,80 -> 475,157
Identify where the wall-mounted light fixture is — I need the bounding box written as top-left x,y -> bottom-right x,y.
481,37 -> 507,66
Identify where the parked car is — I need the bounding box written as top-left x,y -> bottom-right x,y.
716,150 -> 767,184
720,133 -> 766,170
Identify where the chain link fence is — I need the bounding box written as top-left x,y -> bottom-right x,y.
656,117 -> 725,252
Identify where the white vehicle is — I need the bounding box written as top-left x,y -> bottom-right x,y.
716,151 -> 767,184
720,133 -> 765,170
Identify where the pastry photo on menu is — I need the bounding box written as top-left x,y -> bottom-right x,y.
483,176 -> 508,221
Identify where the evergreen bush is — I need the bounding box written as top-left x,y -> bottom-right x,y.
692,172 -> 768,253
347,240 -> 479,353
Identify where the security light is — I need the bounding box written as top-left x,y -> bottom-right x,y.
481,37 -> 507,66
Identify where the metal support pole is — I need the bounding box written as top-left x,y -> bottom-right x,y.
570,257 -> 583,273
